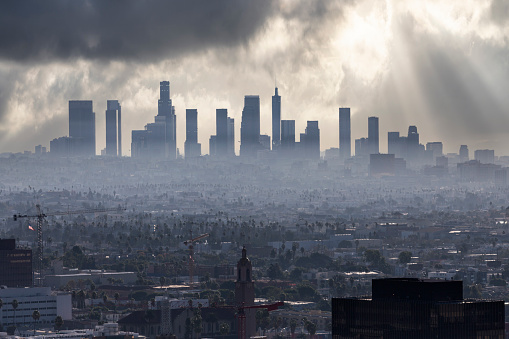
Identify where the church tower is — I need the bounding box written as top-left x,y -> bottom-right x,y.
235,246 -> 256,337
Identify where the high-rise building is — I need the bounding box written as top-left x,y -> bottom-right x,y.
105,100 -> 121,157
227,117 -> 235,156
388,132 -> 402,157
157,81 -> 177,159
300,121 -> 320,159
332,278 -> 504,338
185,109 -> 201,158
69,100 -> 95,156
426,142 -> 443,161
216,109 -> 228,156
240,95 -> 261,157
339,108 -> 351,160
368,116 -> 379,155
355,137 -> 369,157
0,239 -> 32,288
459,145 -> 469,162
280,120 -> 295,156
272,87 -> 281,149
474,149 -> 495,164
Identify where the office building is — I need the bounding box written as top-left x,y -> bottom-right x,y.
216,109 -> 228,156
339,108 -> 351,160
0,287 -> 72,327
157,81 -> 177,159
272,87 -> 281,149
240,95 -> 261,157
426,142 -> 443,161
355,137 -> 369,157
368,116 -> 379,154
475,149 -> 495,164
388,131 -> 405,158
280,120 -> 295,156
131,81 -> 177,159
298,121 -> 320,159
184,109 -> 201,158
50,136 -> 72,157
332,278 -> 504,338
0,239 -> 32,288
459,145 -> 469,162
69,100 -> 95,156
105,100 -> 122,157
209,135 -> 217,156
227,117 -> 235,156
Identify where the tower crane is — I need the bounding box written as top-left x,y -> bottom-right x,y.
13,204 -> 125,286
183,231 -> 209,285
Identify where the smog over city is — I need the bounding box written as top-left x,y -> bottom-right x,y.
1,1 -> 509,338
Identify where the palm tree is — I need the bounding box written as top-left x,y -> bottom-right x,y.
32,310 -> 40,335
11,300 -> 18,331
54,315 -> 63,333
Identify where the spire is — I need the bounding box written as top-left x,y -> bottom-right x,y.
242,245 -> 247,259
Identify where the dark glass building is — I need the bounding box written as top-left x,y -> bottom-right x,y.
69,100 -> 95,156
216,109 -> 228,156
339,108 -> 351,160
240,95 -> 261,157
105,100 -> 121,156
0,239 -> 32,287
272,87 -> 281,149
368,116 -> 379,155
332,278 -> 504,339
184,109 -> 201,158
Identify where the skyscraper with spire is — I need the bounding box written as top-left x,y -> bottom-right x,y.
272,87 -> 281,150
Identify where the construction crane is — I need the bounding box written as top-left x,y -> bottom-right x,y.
183,231 -> 209,286
13,204 -> 125,286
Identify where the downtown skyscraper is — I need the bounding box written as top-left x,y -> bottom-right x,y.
368,116 -> 379,155
157,81 -> 177,159
240,95 -> 261,157
339,108 -> 351,160
69,100 -> 95,156
185,109 -> 201,158
105,100 -> 121,157
272,87 -> 281,150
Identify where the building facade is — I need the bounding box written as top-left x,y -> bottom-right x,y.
69,100 -> 95,156
339,108 -> 351,161
105,100 -> 122,157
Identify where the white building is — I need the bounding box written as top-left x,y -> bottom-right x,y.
0,287 -> 71,327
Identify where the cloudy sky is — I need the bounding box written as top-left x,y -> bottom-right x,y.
1,0 -> 509,156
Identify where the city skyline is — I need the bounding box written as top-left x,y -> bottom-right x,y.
2,1 -> 509,156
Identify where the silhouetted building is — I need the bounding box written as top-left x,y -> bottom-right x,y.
157,81 -> 177,159
368,116 -> 379,154
235,247 -> 255,338
69,100 -> 95,156
457,160 -> 501,182
272,87 -> 281,149
131,81 -> 177,159
209,135 -> 217,156
259,135 -> 271,151
50,136 -> 72,157
240,95 -> 261,157
105,100 -> 121,157
475,149 -> 495,164
459,145 -> 469,162
355,137 -> 369,157
184,109 -> 201,158
280,120 -> 295,156
227,117 -> 235,156
216,109 -> 228,156
0,239 -> 32,287
300,121 -> 320,159
370,153 -> 395,176
332,278 -> 504,339
388,131 -> 405,158
339,108 -> 351,160
426,142 -> 443,161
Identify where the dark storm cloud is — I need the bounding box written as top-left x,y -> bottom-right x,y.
0,0 -> 275,62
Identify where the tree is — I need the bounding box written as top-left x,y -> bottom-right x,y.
54,315 -> 64,333
11,300 -> 18,330
398,251 -> 412,264
32,310 -> 40,335
305,320 -> 317,337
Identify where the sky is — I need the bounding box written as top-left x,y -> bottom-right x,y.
1,0 -> 509,156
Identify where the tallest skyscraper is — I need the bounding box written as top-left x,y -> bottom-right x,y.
272,87 -> 281,149
240,95 -> 261,157
69,100 -> 95,156
157,81 -> 177,159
